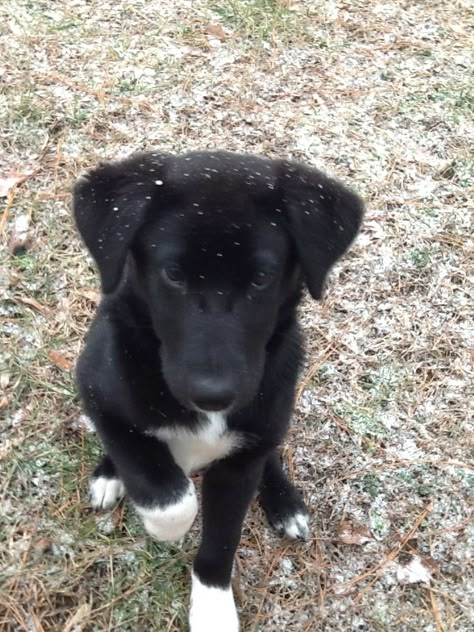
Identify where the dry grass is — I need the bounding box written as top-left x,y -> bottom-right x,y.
1,0 -> 473,630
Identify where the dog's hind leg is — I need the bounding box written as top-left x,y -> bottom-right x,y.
259,450 -> 310,539
89,455 -> 125,510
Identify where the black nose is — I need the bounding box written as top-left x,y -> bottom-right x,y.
190,376 -> 235,412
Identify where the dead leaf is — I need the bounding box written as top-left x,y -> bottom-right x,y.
337,520 -> 373,545
468,348 -> 474,367
396,554 -> 436,585
15,296 -> 49,315
0,174 -> 28,197
33,538 -> 51,552
0,396 -> 9,409
79,289 -> 101,304
333,584 -> 358,598
48,350 -> 73,371
8,213 -> 31,255
0,373 -> 10,390
420,555 -> 440,577
206,23 -> 229,40
63,603 -> 92,632
112,504 -> 124,528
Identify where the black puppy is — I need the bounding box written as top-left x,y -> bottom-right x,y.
73,150 -> 363,631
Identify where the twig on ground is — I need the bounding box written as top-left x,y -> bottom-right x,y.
329,501 -> 433,600
429,587 -> 446,632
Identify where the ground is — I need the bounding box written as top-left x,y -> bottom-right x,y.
0,1 -> 473,630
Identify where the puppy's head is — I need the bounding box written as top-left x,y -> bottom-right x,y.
74,151 -> 363,413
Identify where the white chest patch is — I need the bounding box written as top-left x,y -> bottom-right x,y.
152,412 -> 243,476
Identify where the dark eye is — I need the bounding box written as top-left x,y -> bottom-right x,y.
162,265 -> 185,289
251,270 -> 275,290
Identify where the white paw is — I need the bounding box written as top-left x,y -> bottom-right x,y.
189,572 -> 239,632
278,511 -> 310,539
135,480 -> 198,542
90,476 -> 125,510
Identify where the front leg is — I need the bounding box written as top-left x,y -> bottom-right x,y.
190,454 -> 266,632
259,449 -> 310,539
90,416 -> 197,541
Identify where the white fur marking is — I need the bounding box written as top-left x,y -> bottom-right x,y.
152,412 -> 243,476
136,479 -> 198,541
89,476 -> 125,510
280,512 -> 310,539
189,571 -> 239,632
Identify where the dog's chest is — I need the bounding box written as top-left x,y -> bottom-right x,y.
152,413 -> 241,475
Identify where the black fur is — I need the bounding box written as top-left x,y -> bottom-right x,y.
73,150 -> 363,622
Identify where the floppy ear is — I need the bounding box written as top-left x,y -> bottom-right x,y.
278,160 -> 364,300
73,152 -> 170,294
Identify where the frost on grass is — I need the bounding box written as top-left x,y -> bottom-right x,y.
1,0 -> 473,630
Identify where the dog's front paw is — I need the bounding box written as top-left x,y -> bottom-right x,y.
260,480 -> 311,540
277,510 -> 310,539
189,572 -> 239,632
135,479 -> 198,541
89,475 -> 125,510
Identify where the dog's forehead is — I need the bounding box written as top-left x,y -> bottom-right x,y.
151,201 -> 286,262
135,152 -> 289,280
167,151 -> 276,187
140,153 -> 284,255
182,212 -> 286,267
